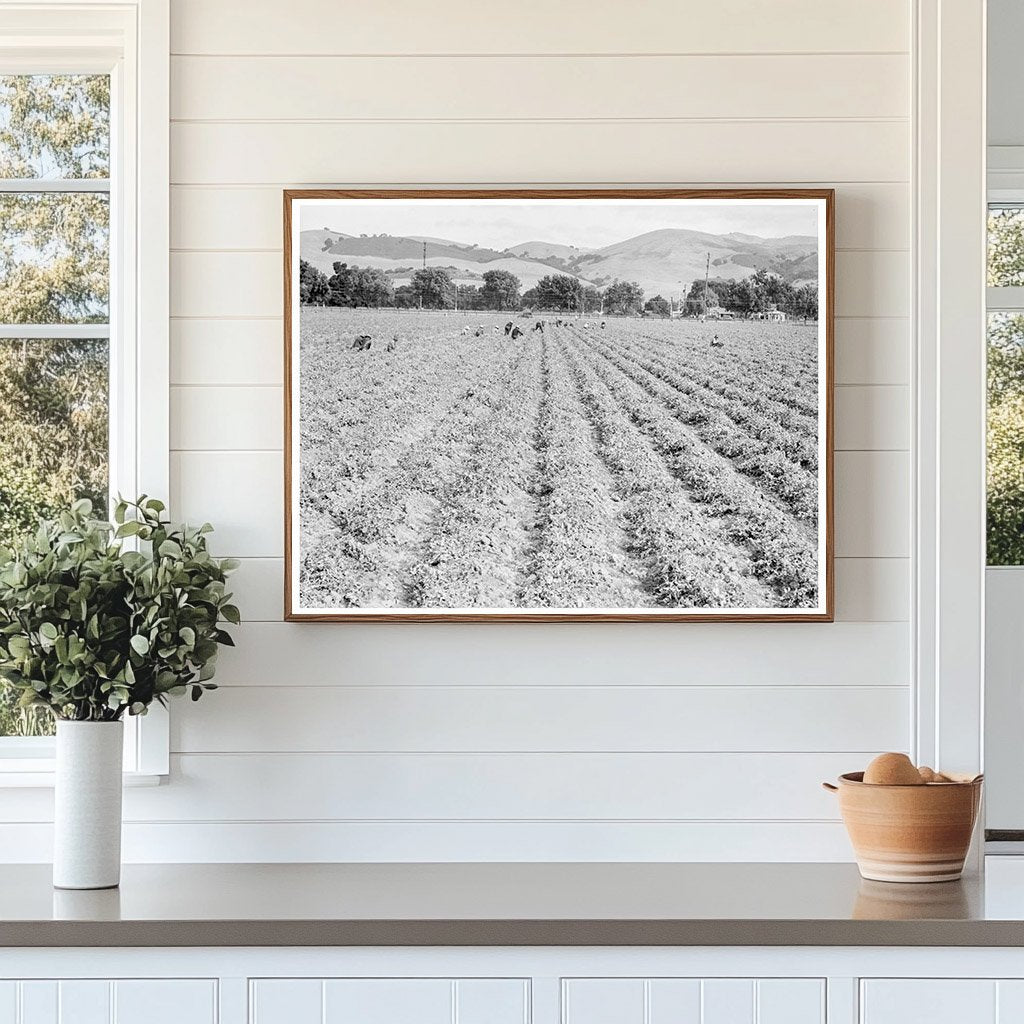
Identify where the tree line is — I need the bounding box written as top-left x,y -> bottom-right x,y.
683,268 -> 819,320
300,259 -> 818,320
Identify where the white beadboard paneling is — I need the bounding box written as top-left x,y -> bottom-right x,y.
1,820 -> 856,863
564,980 -> 643,1024
19,982 -> 57,1023
324,981 -> 450,1024
171,685 -> 909,754
757,980 -> 825,1024
250,980 -> 322,1024
171,451 -> 283,557
0,984 -> 12,1024
170,319 -> 282,386
171,183 -> 909,252
123,752 -> 860,821
860,981 -> 997,1024
228,556 -> 908,623
170,0 -> 910,55
114,981 -> 218,1024
172,54 -> 908,122
834,452 -> 910,558
835,386 -> 910,450
171,386 -> 282,450
648,980 -> 702,1023
833,558 -> 909,621
171,120 -> 910,186
998,980 -> 1024,1022
702,980 -> 754,1024
172,248 -> 908,322
456,981 -> 529,1024
59,981 -> 110,1022
834,319 -> 909,385
211,621 -> 910,687
834,251 -> 910,318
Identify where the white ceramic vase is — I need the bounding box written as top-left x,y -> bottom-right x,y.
53,720 -> 124,890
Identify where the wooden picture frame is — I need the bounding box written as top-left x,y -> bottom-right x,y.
284,189 -> 834,622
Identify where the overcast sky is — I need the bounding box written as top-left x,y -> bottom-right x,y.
298,199 -> 819,250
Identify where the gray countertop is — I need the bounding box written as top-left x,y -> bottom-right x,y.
3,861 -> 1023,947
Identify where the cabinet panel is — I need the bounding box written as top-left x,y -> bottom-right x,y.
563,980 -> 645,1024
0,981 -> 216,1024
323,980 -> 451,1024
58,982 -> 110,1024
861,981 -> 997,1024
251,979 -> 527,1024
456,980 -> 529,1024
757,980 -> 825,1024
702,979 -> 754,1024
251,979 -> 322,1024
563,978 -> 824,1024
113,981 -> 217,1024
0,984 -> 15,1024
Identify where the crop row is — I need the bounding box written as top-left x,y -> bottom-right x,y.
299,333 -> 530,608
557,335 -> 780,609
517,335 -> 653,609
403,337 -> 543,609
578,330 -> 818,521
633,329 -> 820,435
611,329 -> 819,464
562,332 -> 819,606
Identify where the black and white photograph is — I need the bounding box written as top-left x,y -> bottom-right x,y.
285,190 -> 833,621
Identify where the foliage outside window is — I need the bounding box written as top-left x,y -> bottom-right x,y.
0,75 -> 110,736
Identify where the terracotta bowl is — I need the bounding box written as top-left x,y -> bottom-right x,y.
823,772 -> 983,883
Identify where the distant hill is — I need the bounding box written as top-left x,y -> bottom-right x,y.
299,227 -> 818,297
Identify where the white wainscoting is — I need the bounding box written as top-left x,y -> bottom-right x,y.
0,0 -> 914,863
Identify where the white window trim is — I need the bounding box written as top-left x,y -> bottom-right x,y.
0,0 -> 169,784
914,0 -> 987,808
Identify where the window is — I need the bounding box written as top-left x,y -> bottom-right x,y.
0,3 -> 169,778
987,206 -> 1024,565
0,74 -> 111,738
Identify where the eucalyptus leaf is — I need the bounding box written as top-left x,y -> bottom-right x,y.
0,496 -> 238,722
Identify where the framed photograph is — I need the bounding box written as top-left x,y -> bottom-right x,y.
284,189 -> 833,622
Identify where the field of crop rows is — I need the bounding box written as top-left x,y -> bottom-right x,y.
296,307 -> 822,611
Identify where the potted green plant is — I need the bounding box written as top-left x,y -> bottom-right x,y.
0,497 -> 239,889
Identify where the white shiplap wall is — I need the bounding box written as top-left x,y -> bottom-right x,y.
1,0 -> 915,862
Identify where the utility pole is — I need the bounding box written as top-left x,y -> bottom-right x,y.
702,252 -> 710,320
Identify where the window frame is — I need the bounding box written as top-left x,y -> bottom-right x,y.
0,0 -> 169,783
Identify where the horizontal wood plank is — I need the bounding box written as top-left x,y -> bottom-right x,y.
114,751 -> 867,820
0,820 -> 856,862
171,183 -> 909,251
171,54 -> 909,122
170,0 -> 910,56
225,556 -> 908,623
171,319 -> 283,386
834,318 -> 909,385
171,386 -> 282,450
170,121 -> 910,186
834,451 -> 910,557
208,620 -> 910,687
834,385 -> 909,450
170,684 -> 909,753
